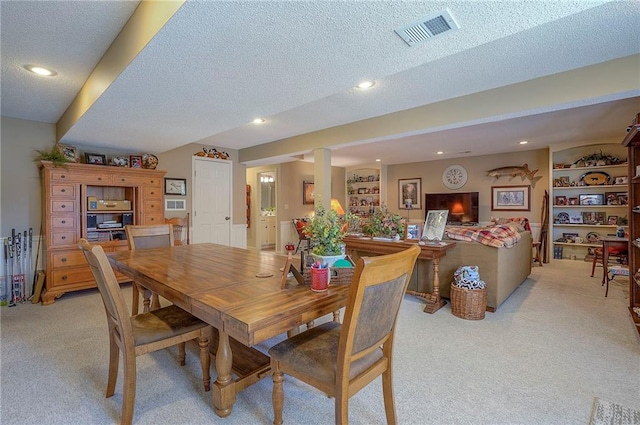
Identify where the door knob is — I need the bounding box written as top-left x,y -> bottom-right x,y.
225,216 -> 231,220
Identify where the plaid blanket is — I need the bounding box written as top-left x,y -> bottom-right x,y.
445,224 -> 523,248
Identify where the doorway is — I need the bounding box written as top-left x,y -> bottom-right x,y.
258,171 -> 277,250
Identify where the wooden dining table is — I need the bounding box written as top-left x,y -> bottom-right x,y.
107,243 -> 350,418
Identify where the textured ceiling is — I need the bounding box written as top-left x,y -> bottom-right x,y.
1,1 -> 639,168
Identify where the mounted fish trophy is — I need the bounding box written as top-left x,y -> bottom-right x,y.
487,163 -> 538,181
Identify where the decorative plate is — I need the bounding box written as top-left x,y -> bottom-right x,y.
580,171 -> 610,185
586,231 -> 600,243
142,154 -> 159,170
556,212 -> 570,224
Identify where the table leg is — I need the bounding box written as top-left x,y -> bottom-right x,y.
406,258 -> 447,314
213,330 -> 235,417
422,258 -> 446,313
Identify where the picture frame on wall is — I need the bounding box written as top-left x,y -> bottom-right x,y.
85,152 -> 106,165
398,178 -> 421,209
164,178 -> 187,196
303,181 -> 314,205
491,185 -> 531,211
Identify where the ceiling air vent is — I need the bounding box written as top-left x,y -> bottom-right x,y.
395,9 -> 459,47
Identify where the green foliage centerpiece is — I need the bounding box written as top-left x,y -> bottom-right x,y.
304,203 -> 349,257
362,204 -> 405,239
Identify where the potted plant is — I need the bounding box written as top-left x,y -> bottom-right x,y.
304,202 -> 354,266
34,144 -> 72,167
362,204 -> 405,239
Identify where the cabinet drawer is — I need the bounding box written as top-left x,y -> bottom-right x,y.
111,175 -> 146,185
143,200 -> 162,214
143,214 -> 163,225
51,184 -> 75,198
51,215 -> 75,228
51,200 -> 75,213
51,266 -> 94,287
143,185 -> 162,199
52,250 -> 87,268
50,230 -> 77,246
50,169 -> 108,184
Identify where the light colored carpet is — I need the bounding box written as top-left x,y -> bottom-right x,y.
1,260 -> 639,424
590,398 -> 640,425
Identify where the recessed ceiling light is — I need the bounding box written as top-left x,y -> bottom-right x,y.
23,64 -> 57,77
356,80 -> 375,90
436,151 -> 444,155
252,118 -> 266,124
375,158 -> 381,162
519,140 -> 529,145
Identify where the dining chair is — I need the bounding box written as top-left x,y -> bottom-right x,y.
125,224 -> 174,315
590,242 -> 628,283
292,218 -> 310,255
78,239 -> 211,425
165,213 -> 190,246
269,245 -> 420,425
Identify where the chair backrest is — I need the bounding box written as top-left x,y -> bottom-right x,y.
337,245 -> 420,378
78,239 -> 134,350
165,214 -> 190,245
125,224 -> 174,250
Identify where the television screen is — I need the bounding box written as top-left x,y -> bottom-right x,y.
424,192 -> 479,225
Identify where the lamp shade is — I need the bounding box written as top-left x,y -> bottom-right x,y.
451,202 -> 465,215
330,198 -> 345,215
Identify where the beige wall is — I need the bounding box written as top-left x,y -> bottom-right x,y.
387,149 -> 550,225
1,117 -> 56,236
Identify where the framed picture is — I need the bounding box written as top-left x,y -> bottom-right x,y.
553,176 -> 570,187
579,193 -> 604,205
608,215 -> 619,225
129,155 -> 142,168
562,232 -> 579,243
569,214 -> 583,224
85,152 -> 106,165
58,144 -> 78,163
582,211 -> 606,225
164,178 -> 187,196
422,210 -> 448,241
398,178 -> 421,209
614,176 -> 628,185
404,223 -> 422,241
303,181 -> 314,205
491,185 -> 531,211
555,196 -> 567,206
568,197 -> 579,205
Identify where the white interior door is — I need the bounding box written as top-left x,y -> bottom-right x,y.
192,157 -> 232,245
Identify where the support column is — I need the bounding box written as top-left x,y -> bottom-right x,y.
313,148 -> 332,210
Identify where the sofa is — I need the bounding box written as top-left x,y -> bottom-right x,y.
418,224 -> 532,312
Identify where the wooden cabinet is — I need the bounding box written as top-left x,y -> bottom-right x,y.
549,143 -> 628,261
40,161 -> 166,304
622,118 -> 640,338
346,167 -> 385,218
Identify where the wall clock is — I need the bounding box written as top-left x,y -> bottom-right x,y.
442,165 -> 468,189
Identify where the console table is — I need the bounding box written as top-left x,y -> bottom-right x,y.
343,236 -> 456,313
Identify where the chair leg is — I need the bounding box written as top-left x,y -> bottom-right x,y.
106,331 -> 119,398
590,253 -> 599,277
121,352 -> 137,425
382,368 -> 397,425
335,390 -> 349,425
272,363 -> 284,425
150,293 -> 161,310
199,332 -> 211,392
131,283 -> 140,316
178,342 -> 186,366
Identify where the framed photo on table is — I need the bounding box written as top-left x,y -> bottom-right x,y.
404,223 -> 422,241
398,178 -> 421,209
491,185 -> 530,211
422,210 -> 448,241
164,178 -> 187,196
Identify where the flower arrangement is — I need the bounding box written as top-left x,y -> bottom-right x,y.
304,203 -> 354,256
362,204 -> 405,238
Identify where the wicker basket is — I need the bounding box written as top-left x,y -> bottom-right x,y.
450,284 -> 487,320
302,256 -> 355,286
